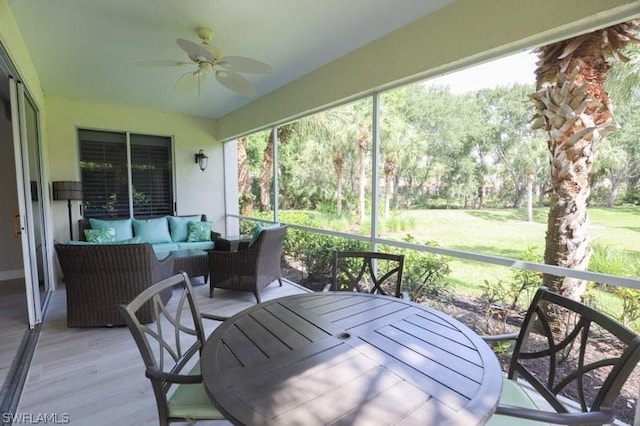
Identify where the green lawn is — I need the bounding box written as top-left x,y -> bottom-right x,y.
385,207 -> 639,258
379,206 -> 640,324
278,206 -> 640,324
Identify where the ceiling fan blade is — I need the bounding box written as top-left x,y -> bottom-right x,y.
219,56 -> 272,73
128,59 -> 192,67
176,70 -> 207,92
177,38 -> 214,62
215,70 -> 256,97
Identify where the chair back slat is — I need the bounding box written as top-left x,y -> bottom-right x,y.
509,286 -> 640,414
331,251 -> 404,298
118,273 -> 207,422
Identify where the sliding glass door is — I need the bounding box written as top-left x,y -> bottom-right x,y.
9,77 -> 48,328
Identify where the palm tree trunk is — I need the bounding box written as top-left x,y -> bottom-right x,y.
237,137 -> 253,215
258,125 -> 294,211
238,137 -> 249,195
526,169 -> 534,222
259,129 -> 275,211
533,39 -> 618,300
532,21 -> 640,299
333,152 -> 344,214
357,125 -> 369,224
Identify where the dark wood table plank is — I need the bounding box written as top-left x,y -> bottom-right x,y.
201,292 -> 502,425
233,314 -> 291,359
376,323 -> 484,382
269,365 -> 407,425
220,324 -> 270,367
220,337 -> 346,390
330,379 -> 433,425
247,348 -> 386,419
247,308 -> 312,350
361,326 -> 482,394
263,302 -> 332,341
390,318 -> 483,365
405,312 -> 478,348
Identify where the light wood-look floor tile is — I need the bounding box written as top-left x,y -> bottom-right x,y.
16,278 -> 309,425
0,291 -> 29,386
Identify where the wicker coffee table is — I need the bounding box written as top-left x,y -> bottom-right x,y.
171,249 -> 208,285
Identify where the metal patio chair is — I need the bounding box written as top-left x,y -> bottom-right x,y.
484,286 -> 640,425
119,272 -> 228,425
329,251 -> 405,299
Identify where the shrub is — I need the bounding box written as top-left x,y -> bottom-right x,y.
380,236 -> 451,303
284,227 -> 366,281
479,245 -> 542,315
590,243 -> 635,286
615,287 -> 640,328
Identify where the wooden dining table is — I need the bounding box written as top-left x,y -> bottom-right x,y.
201,292 -> 503,425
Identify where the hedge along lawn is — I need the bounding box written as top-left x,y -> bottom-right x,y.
380,206 -> 640,297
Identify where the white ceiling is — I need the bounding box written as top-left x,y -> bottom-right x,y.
7,0 -> 452,119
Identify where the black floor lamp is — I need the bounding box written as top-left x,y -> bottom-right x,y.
52,181 -> 83,240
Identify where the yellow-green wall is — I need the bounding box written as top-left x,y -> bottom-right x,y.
216,0 -> 640,140
0,1 -> 225,287
46,97 -> 223,242
0,0 -> 50,282
0,0 -> 44,106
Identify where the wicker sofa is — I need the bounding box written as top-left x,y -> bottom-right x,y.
55,243 -> 175,327
77,215 -> 220,257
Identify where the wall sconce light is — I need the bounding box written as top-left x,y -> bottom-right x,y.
195,149 -> 208,172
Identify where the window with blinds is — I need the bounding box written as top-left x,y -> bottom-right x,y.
79,129 -> 173,219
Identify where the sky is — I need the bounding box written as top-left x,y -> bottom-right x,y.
424,50 -> 538,93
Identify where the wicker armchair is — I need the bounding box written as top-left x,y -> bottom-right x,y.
55,243 -> 174,327
208,225 -> 287,303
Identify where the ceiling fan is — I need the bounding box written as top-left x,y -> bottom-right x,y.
130,27 -> 272,97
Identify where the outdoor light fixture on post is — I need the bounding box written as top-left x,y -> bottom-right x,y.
52,181 -> 83,241
195,149 -> 208,172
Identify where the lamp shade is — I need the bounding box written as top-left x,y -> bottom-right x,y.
52,181 -> 83,201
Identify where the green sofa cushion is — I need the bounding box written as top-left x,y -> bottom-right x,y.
176,241 -> 215,251
168,215 -> 201,242
67,236 -> 142,246
133,217 -> 172,244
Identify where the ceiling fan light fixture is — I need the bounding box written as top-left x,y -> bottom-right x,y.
197,27 -> 214,41
134,26 -> 271,98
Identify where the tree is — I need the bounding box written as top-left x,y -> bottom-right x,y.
237,137 -> 254,215
258,125 -> 294,211
530,21 -> 640,300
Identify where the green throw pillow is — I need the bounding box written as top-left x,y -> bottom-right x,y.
84,228 -> 116,244
187,221 -> 212,242
89,218 -> 133,240
168,215 -> 201,242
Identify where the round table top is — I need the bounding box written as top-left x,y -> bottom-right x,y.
201,292 -> 502,425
